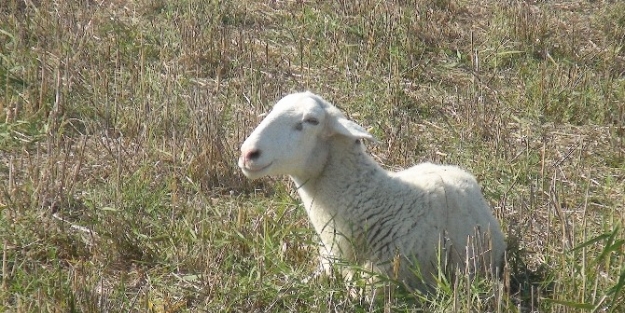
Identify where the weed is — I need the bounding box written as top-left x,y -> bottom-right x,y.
1,0 -> 624,311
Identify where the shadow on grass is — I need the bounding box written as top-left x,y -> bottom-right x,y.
506,237 -> 554,313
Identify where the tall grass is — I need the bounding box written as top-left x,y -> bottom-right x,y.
1,0 -> 624,311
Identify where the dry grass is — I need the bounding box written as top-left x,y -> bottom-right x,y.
1,0 -> 624,312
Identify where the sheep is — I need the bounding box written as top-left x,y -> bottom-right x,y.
238,91 -> 506,293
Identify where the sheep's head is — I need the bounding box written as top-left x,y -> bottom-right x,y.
238,92 -> 373,180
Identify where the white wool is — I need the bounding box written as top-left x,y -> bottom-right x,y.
238,91 -> 506,292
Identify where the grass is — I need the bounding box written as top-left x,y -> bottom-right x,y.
1,0 -> 624,311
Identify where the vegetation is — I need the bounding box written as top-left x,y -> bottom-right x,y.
1,0 -> 624,311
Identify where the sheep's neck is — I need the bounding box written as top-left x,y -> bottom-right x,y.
291,137 -> 386,244
292,137 -> 383,195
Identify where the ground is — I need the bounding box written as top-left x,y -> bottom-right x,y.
1,0 -> 624,312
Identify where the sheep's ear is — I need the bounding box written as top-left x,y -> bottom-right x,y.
330,117 -> 376,141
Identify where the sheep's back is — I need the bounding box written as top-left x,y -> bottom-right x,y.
383,162 -> 505,285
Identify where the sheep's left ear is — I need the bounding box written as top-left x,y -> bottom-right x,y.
329,117 -> 376,141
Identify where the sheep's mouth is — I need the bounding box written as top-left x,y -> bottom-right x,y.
241,161 -> 273,178
246,162 -> 272,172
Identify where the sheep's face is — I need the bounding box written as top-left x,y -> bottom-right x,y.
238,92 -> 328,179
238,92 -> 373,180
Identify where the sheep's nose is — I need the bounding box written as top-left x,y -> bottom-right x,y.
243,148 -> 261,162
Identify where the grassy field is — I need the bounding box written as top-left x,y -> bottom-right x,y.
1,0 -> 624,311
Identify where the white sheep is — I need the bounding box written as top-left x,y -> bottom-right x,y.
238,91 -> 506,293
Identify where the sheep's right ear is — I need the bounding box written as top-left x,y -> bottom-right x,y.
330,117 -> 376,142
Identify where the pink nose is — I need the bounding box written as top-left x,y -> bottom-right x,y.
241,148 -> 261,164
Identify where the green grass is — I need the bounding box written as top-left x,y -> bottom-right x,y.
1,0 -> 624,311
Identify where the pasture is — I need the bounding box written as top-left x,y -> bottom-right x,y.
1,0 -> 624,311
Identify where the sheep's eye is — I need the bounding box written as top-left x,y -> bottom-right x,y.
304,117 -> 319,125
295,118 -> 318,131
